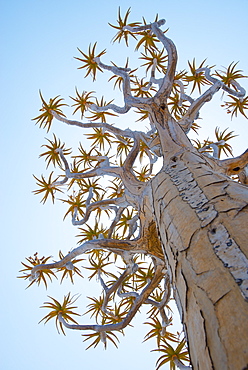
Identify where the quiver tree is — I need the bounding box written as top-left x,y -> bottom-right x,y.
20,9 -> 248,370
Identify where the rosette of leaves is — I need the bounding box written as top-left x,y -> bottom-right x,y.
107,179 -> 125,199
33,172 -> 63,204
84,253 -> 113,280
214,61 -> 247,89
108,58 -> 138,90
39,134 -> 72,168
32,91 -> 67,132
70,89 -> 95,118
73,144 -> 100,167
221,95 -> 248,118
82,323 -> 121,350
185,58 -> 213,93
152,339 -> 190,370
39,293 -> 80,335
78,178 -> 105,197
59,191 -> 86,220
214,127 -> 237,157
140,49 -> 168,74
76,221 -> 108,244
143,317 -> 177,348
109,7 -> 141,46
131,77 -> 157,98
135,15 -> 166,52
18,253 -> 56,289
86,126 -> 115,150
167,92 -> 190,120
75,43 -> 106,81
134,164 -> 153,182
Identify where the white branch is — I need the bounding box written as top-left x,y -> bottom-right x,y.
57,257 -> 166,333
123,19 -> 166,33
52,148 -> 122,183
145,275 -> 171,333
30,238 -> 146,280
151,23 -> 177,94
198,140 -> 225,159
93,57 -> 132,113
178,68 -> 246,131
174,80 -> 194,107
125,20 -> 178,98
72,195 -> 129,226
126,214 -> 139,239
108,206 -> 125,238
51,110 -> 135,139
173,358 -> 192,370
142,58 -> 164,90
178,80 -> 223,128
99,259 -> 138,318
197,67 -> 246,98
92,57 -> 154,111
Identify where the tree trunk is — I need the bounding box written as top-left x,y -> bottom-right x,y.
151,148 -> 248,370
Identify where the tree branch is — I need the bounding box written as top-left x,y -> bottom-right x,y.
145,275 -> 171,334
122,132 -> 140,172
151,22 -> 177,98
52,148 -> 122,183
198,140 -> 225,159
51,110 -> 135,139
99,259 -> 138,318
58,257 -> 166,333
179,68 -> 246,131
72,195 -> 129,226
198,67 -> 246,98
126,214 -> 140,239
124,19 -> 177,100
219,149 -> 248,180
142,58 -> 164,90
30,238 -> 146,281
92,57 -> 132,114
108,206 -> 125,238
178,80 -> 223,129
91,57 -> 155,111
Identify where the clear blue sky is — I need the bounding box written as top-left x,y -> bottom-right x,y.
1,1 -> 248,369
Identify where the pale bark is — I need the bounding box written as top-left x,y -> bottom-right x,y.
30,18 -> 248,370
49,99 -> 248,370
48,94 -> 248,370
151,148 -> 248,370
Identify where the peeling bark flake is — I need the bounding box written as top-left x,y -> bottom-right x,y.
208,223 -> 248,301
164,161 -> 218,226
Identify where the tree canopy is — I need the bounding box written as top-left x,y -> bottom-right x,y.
20,8 -> 248,369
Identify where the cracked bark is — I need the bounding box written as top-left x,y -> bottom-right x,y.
30,18 -> 248,369
151,145 -> 248,369
51,105 -> 248,369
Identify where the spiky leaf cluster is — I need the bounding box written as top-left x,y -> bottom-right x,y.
21,8 -> 248,370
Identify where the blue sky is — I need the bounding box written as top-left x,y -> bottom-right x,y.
1,1 -> 248,369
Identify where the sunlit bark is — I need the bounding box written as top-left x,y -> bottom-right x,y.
27,16 -> 248,370
152,152 -> 248,369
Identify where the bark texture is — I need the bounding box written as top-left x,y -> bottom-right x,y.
28,16 -> 248,370
151,149 -> 248,370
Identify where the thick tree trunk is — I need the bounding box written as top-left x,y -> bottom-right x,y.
151,149 -> 248,370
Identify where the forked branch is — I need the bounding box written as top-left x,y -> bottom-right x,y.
124,19 -> 177,97
58,257 -> 166,334
51,110 -> 134,139
30,238 -> 146,281
179,68 -> 246,130
72,193 -> 129,226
